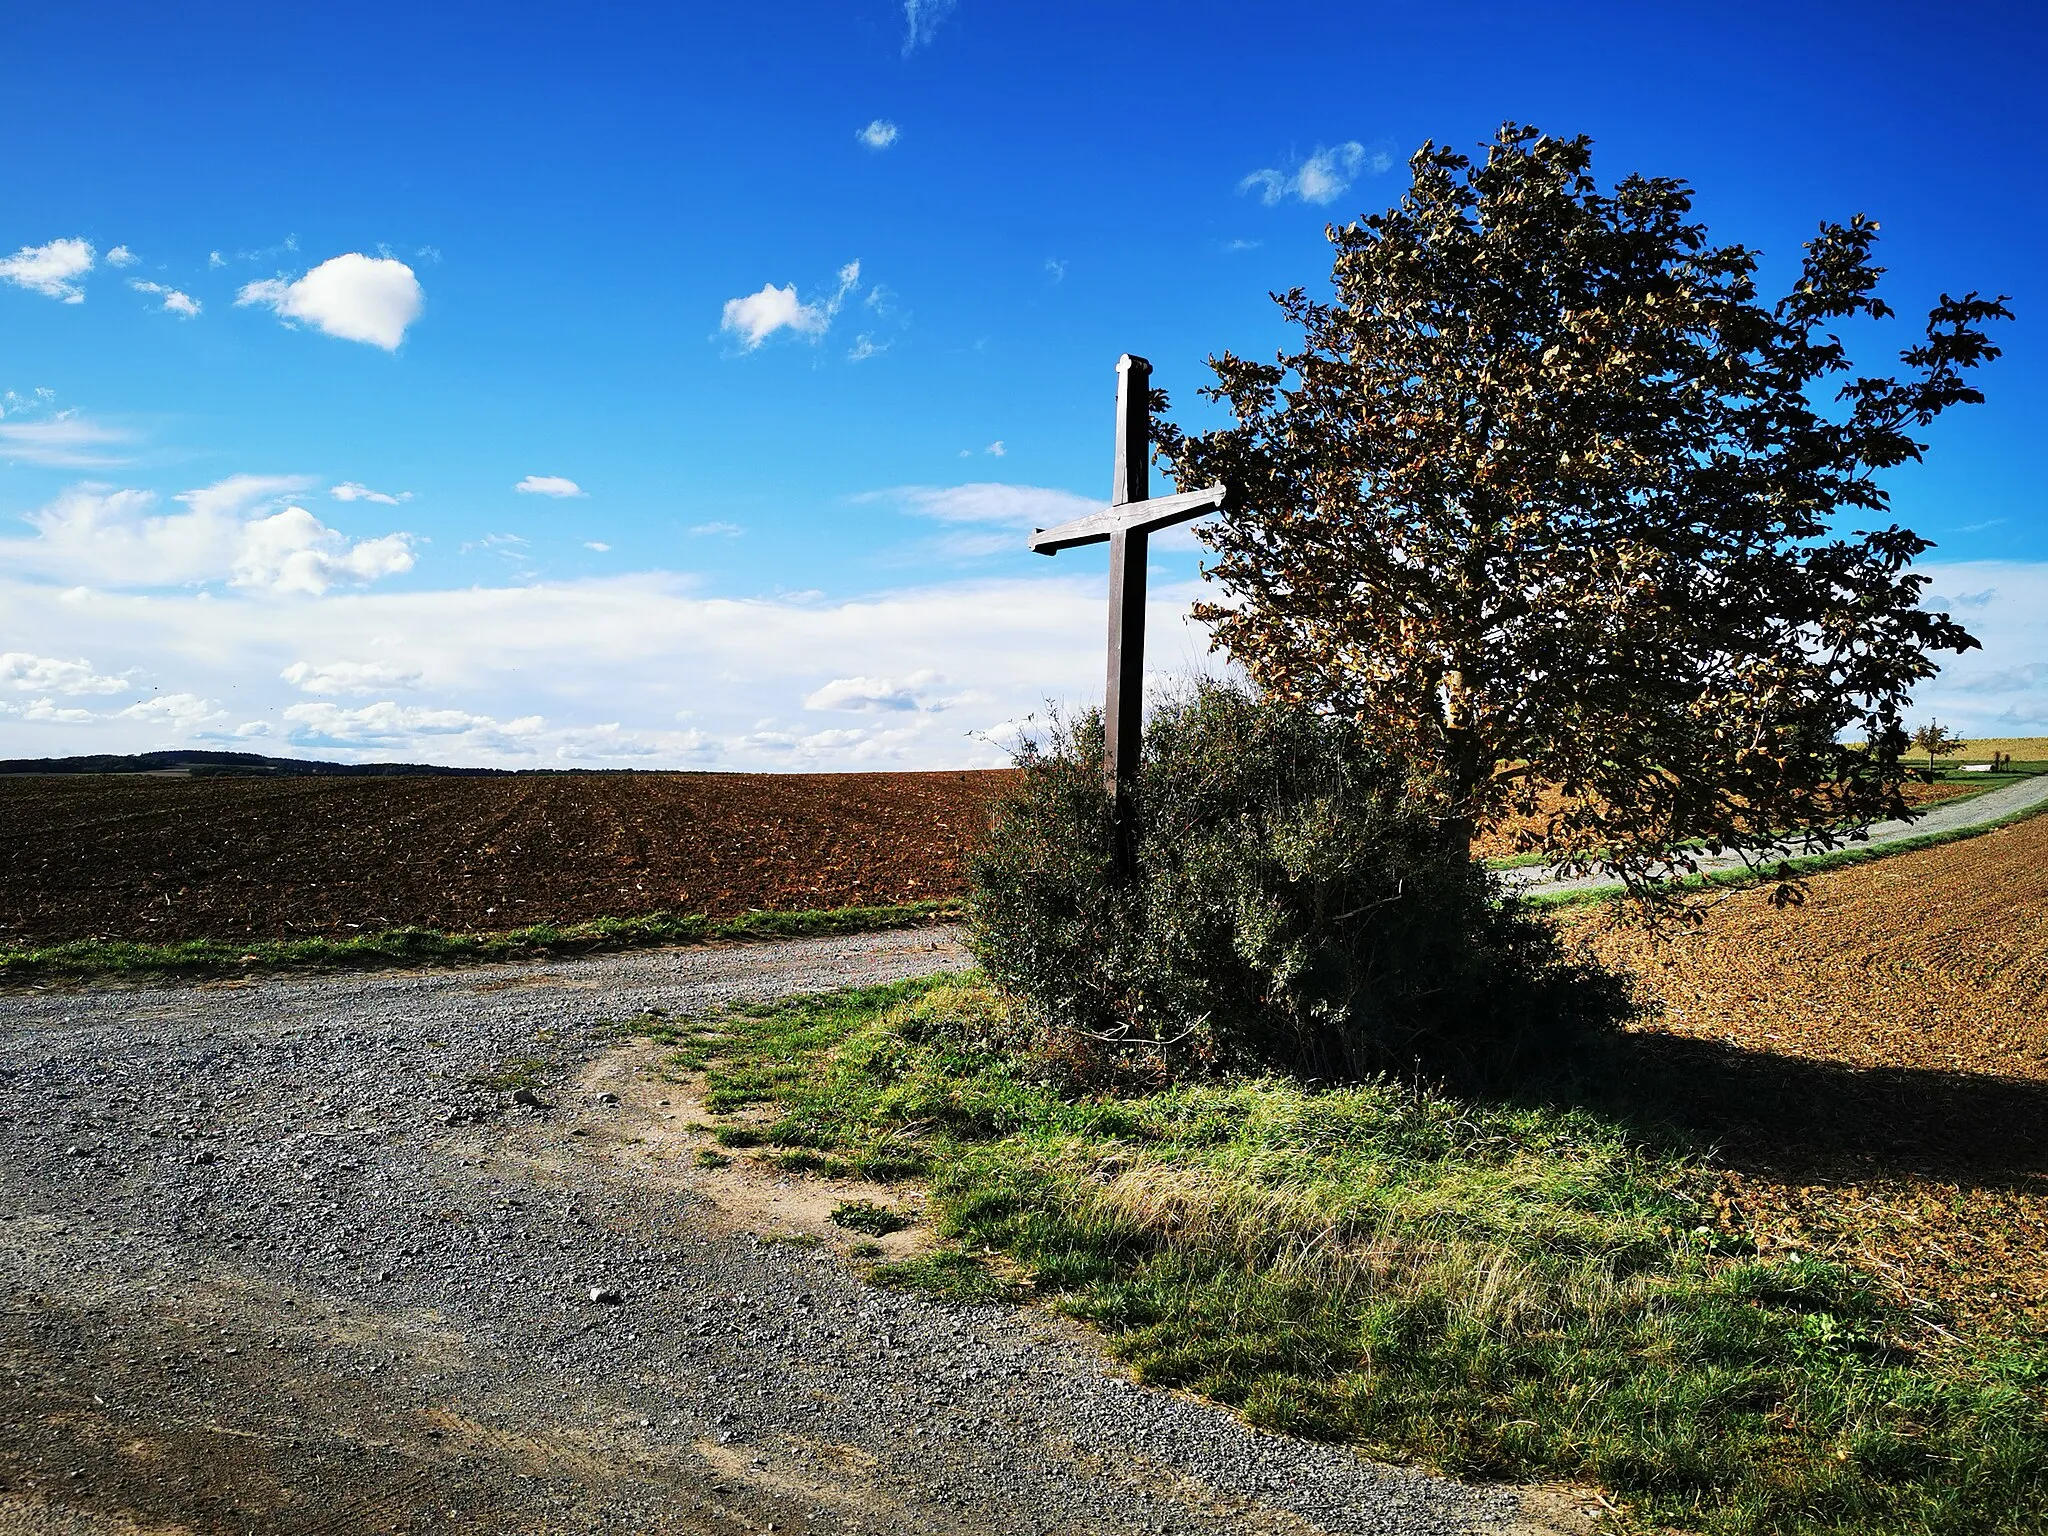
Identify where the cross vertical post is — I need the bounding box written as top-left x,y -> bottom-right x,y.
1028,355 -> 1229,880
1103,354 -> 1151,872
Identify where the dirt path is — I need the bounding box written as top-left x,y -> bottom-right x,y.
1502,770 -> 2048,897
0,932 -> 1583,1536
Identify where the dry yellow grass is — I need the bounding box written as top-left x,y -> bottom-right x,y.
1955,735 -> 2048,761
1566,814 -> 2048,1335
1473,776 -> 1978,862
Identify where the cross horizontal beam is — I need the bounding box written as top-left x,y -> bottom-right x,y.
1028,482 -> 1230,556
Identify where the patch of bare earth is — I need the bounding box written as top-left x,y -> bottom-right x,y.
0,770 -> 1014,945
1566,811 -> 2048,1336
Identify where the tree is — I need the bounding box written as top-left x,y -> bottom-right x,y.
1910,720 -> 1963,772
1157,125 -> 2008,914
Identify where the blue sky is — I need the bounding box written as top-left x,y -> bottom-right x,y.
4,0 -> 2044,767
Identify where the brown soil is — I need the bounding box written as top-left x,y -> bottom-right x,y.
1472,778 -> 1979,862
0,771 -> 1015,946
1566,812 -> 2048,1336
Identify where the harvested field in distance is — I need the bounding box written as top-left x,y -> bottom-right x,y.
1470,775 -> 1978,862
0,771 -> 1014,946
1957,735 -> 2048,761
1571,811 -> 2048,1336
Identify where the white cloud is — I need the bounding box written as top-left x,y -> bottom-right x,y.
2,475 -> 415,594
1239,141 -> 1391,207
902,0 -> 957,52
1904,562 -> 2048,734
0,652 -> 129,695
331,481 -> 412,505
105,245 -> 138,267
515,474 -> 585,498
873,481 -> 1101,528
281,659 -> 425,695
0,239 -> 94,302
0,411 -> 131,467
847,334 -> 886,363
804,670 -> 951,712
985,440 -> 1005,457
232,507 -> 414,595
281,700 -> 540,744
116,693 -> 226,730
0,697 -> 98,725
236,253 -> 423,349
721,260 -> 861,350
584,541 -> 612,552
208,251 -> 225,269
0,563 -> 1223,769
857,119 -> 900,150
689,521 -> 742,537
129,279 -> 200,317
1044,258 -> 1066,282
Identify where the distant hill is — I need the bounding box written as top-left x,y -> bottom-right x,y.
0,749 -> 510,778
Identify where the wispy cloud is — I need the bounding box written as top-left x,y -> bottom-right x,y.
720,260 -> 862,350
689,521 -> 742,537
0,238 -> 95,302
0,410 -> 132,467
129,279 -> 201,317
514,475 -> 585,498
105,246 -> 139,268
872,481 -> 1100,528
902,0 -> 957,54
1239,141 -> 1392,206
331,482 -> 412,505
857,119 -> 899,150
236,253 -> 423,349
1044,258 -> 1066,282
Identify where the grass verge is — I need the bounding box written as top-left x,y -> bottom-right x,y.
0,899 -> 964,984
1522,793 -> 2048,910
634,977 -> 2048,1536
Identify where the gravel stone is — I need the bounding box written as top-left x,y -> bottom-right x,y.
0,928 -> 1579,1535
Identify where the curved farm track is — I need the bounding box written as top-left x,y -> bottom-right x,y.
0,771 -> 1014,946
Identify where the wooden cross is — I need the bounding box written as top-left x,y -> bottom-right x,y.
1030,353 -> 1229,870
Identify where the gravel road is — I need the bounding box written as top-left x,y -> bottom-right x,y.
1503,769 -> 2048,898
0,931 -> 1584,1536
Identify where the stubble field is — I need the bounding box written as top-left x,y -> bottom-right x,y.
1572,809 -> 2048,1336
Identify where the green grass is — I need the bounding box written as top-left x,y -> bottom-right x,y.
830,1198 -> 914,1236
0,899 -> 964,984
633,978 -> 2048,1536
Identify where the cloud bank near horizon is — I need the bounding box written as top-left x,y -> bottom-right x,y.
2,478 -> 2042,773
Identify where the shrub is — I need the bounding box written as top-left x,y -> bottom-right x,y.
967,680 -> 1633,1084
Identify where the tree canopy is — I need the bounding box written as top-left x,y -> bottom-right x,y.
1158,124 -> 2010,912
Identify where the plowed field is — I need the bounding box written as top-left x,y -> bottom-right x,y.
0,771 -> 1014,945
1571,811 -> 2048,1336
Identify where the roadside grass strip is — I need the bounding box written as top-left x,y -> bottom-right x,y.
636,978 -> 2048,1536
0,900 -> 965,983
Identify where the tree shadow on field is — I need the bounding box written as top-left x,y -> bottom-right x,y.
1551,1029 -> 2048,1192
